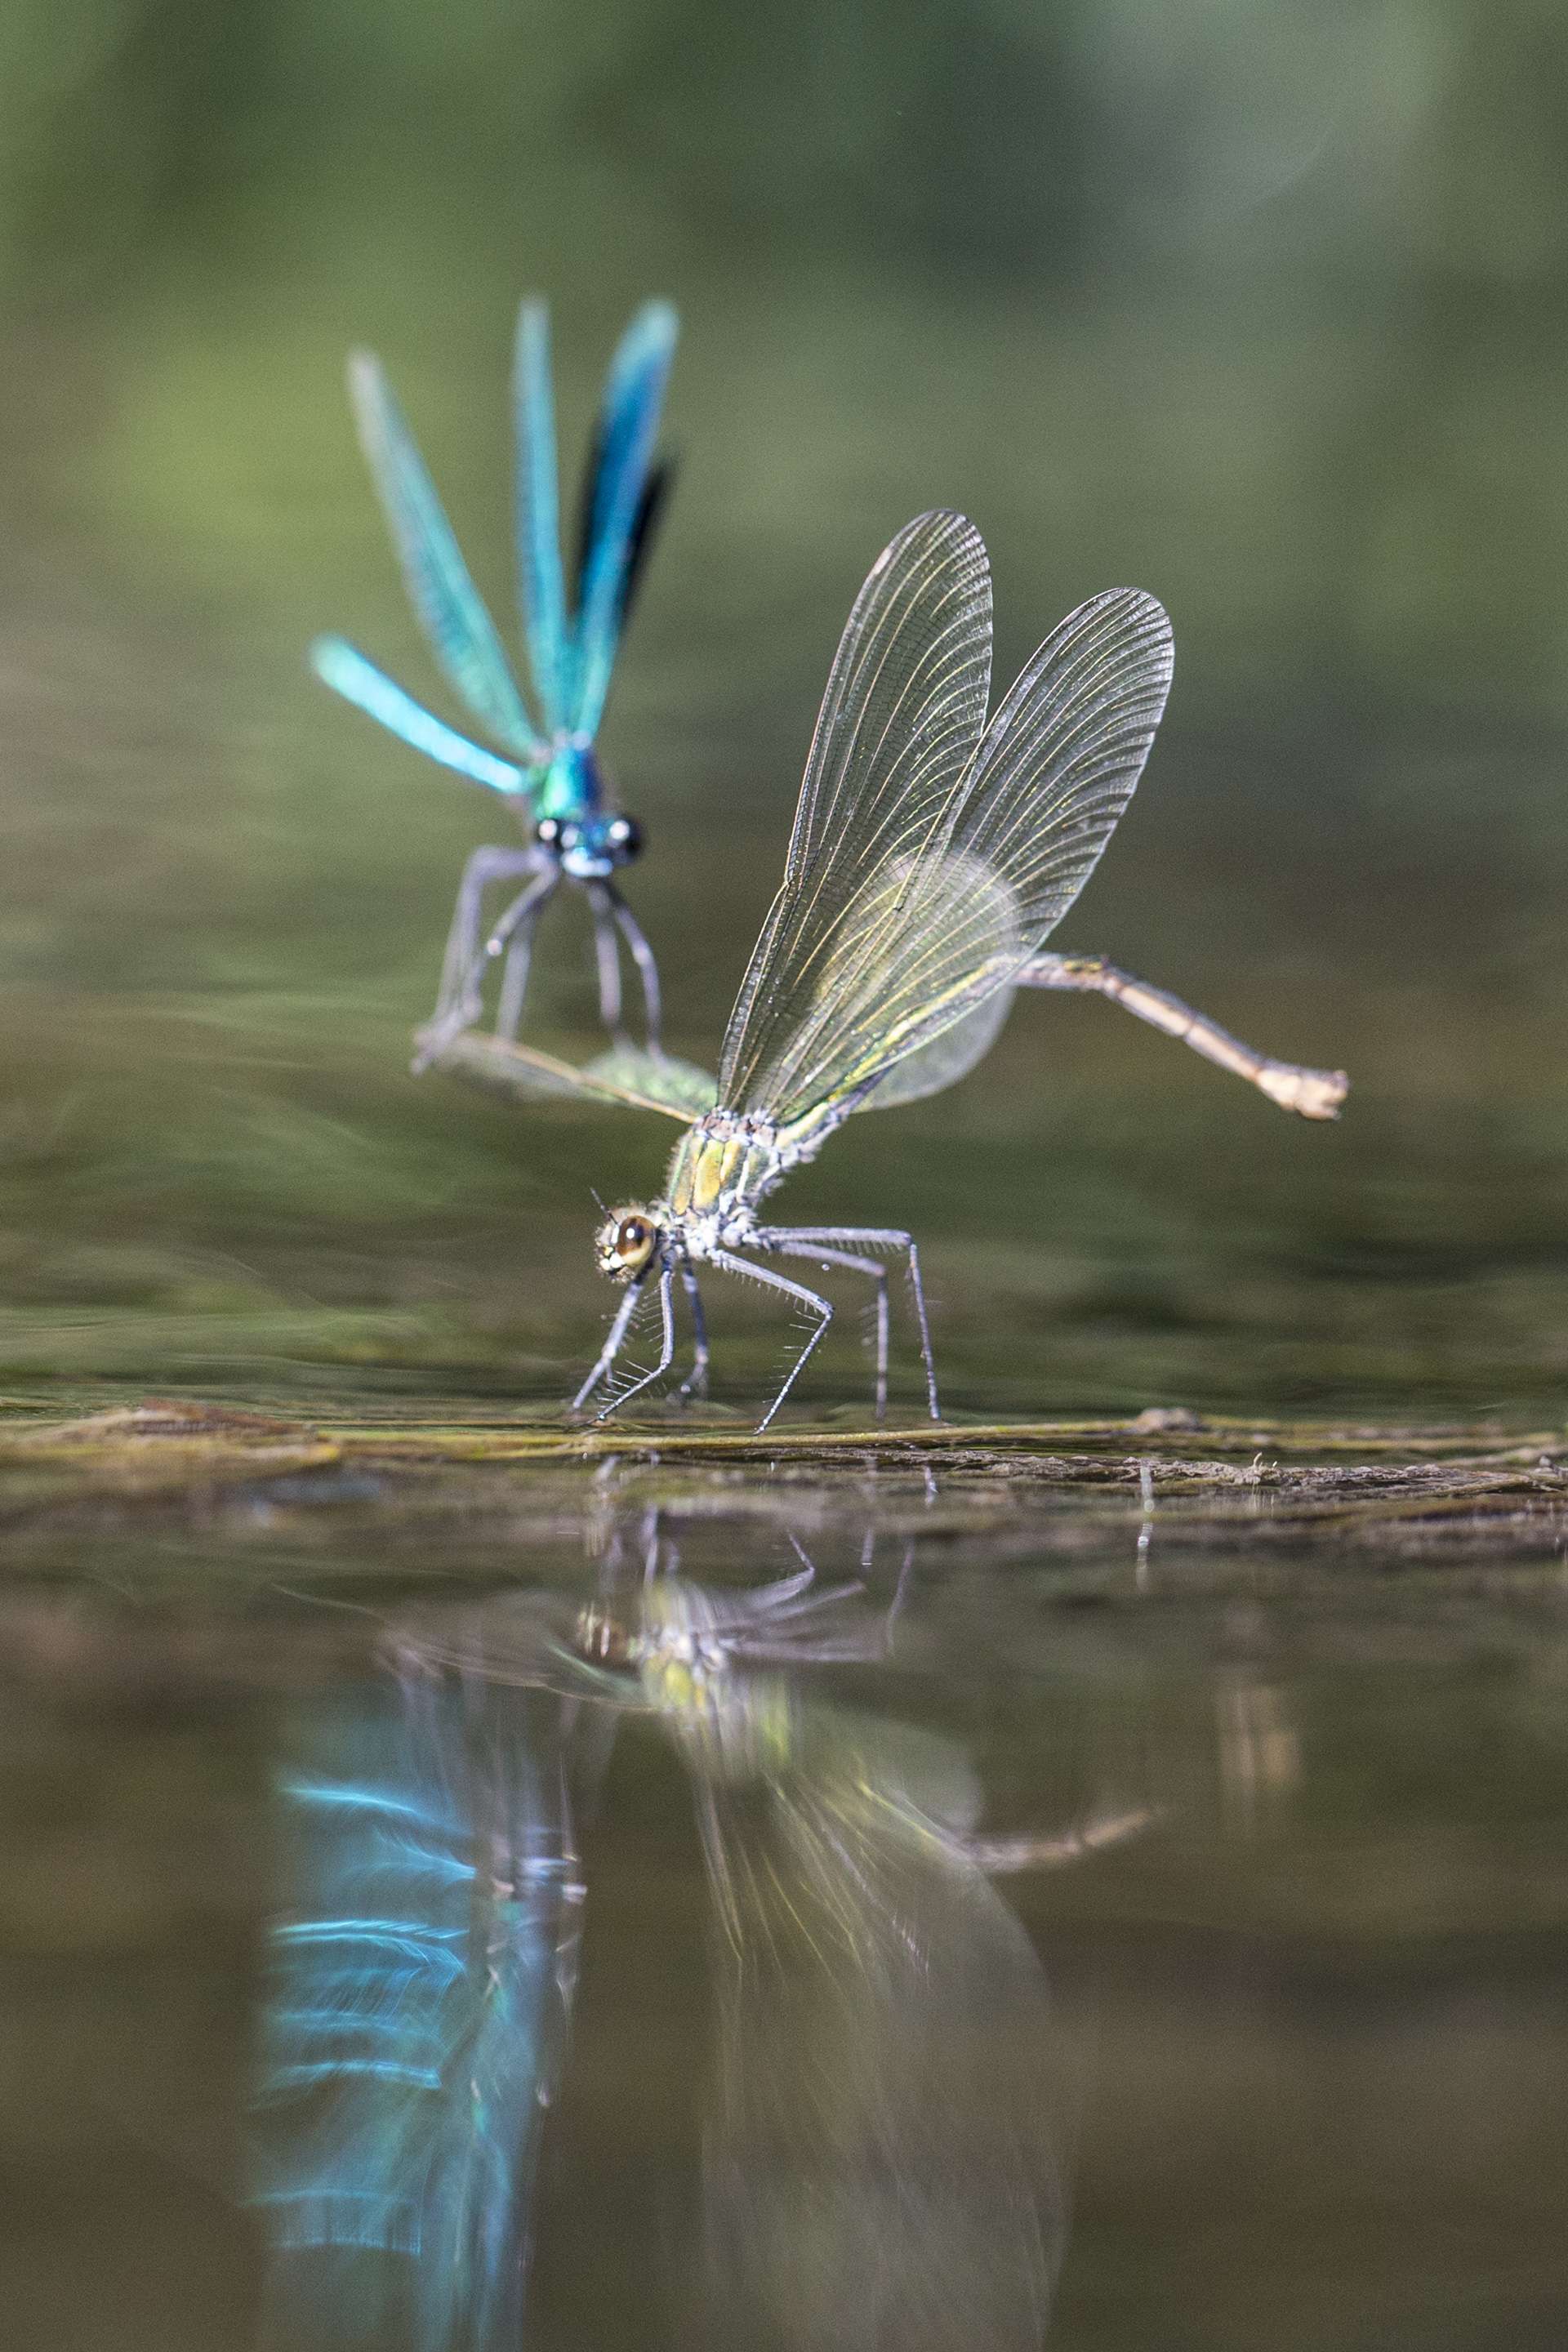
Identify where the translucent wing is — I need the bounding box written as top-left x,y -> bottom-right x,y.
859,980 -> 1016,1111
568,301 -> 679,738
684,1690 -> 1070,2352
513,301 -> 572,735
348,350 -> 541,758
310,636 -> 534,797
723,556 -> 1173,1129
719,510 -> 994,1117
422,1027 -> 711,1121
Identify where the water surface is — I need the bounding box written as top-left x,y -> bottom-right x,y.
1,1465 -> 1565,2350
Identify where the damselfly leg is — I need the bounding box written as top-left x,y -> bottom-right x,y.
488,863 -> 567,1040
572,1272 -> 648,1411
760,1226 -> 939,1422
767,1241 -> 891,1420
433,844 -> 541,1029
416,860 -> 559,1071
593,1263 -> 677,1418
585,882 -> 629,1049
599,880 -> 663,1054
705,1249 -> 835,1434
676,1261 -> 710,1402
583,880 -> 662,1055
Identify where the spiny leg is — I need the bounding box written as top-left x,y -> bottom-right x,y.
433,845 -> 540,1028
767,1241 -> 890,1421
597,881 -> 663,1055
1021,953 -> 1348,1119
572,1273 -> 648,1413
584,881 -> 629,1049
593,1263 -> 676,1421
705,1247 -> 833,1435
675,1260 -> 710,1403
759,1226 -> 939,1422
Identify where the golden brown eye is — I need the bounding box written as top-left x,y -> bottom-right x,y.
618,1218 -> 649,1253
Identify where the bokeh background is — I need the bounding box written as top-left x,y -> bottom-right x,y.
2,0 -> 1567,1418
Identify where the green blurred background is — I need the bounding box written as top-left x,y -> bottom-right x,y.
2,0 -> 1566,1418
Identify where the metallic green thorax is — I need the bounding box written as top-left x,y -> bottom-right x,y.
534,740 -> 607,823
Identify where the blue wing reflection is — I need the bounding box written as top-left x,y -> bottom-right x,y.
253,1648 -> 602,2351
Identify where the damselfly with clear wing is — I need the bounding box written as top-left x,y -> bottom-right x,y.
428,510 -> 1347,1428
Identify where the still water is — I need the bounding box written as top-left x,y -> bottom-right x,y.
1,1466 -> 1565,2352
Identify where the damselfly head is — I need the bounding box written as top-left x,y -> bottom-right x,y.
595,1205 -> 660,1282
537,810 -> 643,879
573,1601 -> 635,1669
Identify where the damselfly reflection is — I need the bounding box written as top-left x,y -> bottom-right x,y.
585,1566 -> 1139,2352
253,1640 -> 607,2352
311,300 -> 679,1063
429,510 -> 1346,1428
416,1544 -> 1147,2352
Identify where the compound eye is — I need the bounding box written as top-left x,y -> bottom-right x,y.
617,1216 -> 651,1254
536,815 -> 563,849
607,813 -> 643,860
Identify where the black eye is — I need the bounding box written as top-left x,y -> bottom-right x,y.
536,816 -> 562,848
608,815 -> 642,859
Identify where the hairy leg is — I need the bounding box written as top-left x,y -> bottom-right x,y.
766,1241 -> 891,1420
592,1264 -> 676,1421
758,1226 -> 939,1421
705,1247 -> 834,1434
572,1274 -> 648,1412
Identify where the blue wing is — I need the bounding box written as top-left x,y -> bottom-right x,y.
513,301 -> 572,737
568,300 -> 678,739
310,636 -> 536,798
347,350 -> 542,759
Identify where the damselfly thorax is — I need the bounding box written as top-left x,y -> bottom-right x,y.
666,1113 -> 798,1222
600,1110 -> 848,1276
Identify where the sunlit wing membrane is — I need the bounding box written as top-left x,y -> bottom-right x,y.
310,637 -> 535,796
347,350 -> 541,759
686,1695 -> 1069,2352
568,301 -> 679,739
726,550 -> 1173,1128
513,301 -> 572,736
859,976 -> 1017,1111
718,510 -> 993,1120
423,1027 -> 708,1120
